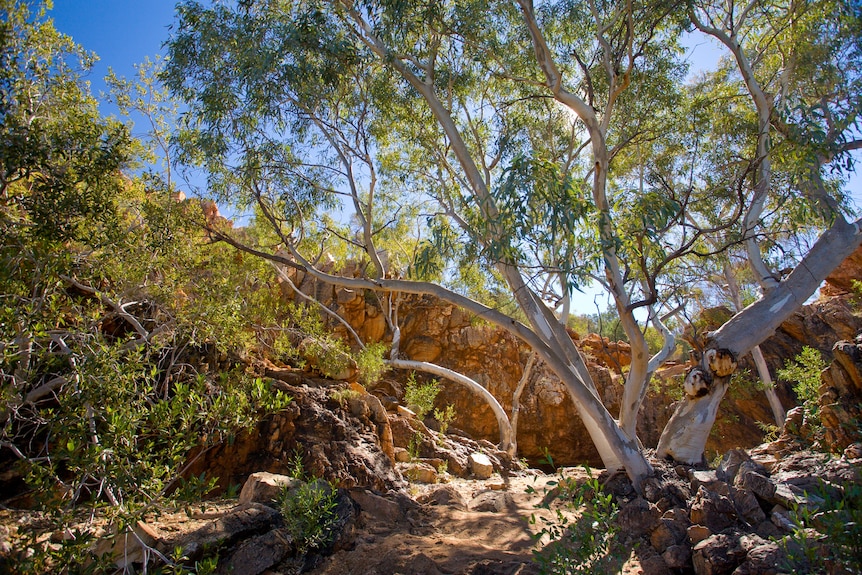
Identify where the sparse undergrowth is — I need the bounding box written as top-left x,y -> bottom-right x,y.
527,460 -> 624,575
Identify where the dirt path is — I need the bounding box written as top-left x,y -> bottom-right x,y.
1,469 -> 648,574
310,469 -> 643,575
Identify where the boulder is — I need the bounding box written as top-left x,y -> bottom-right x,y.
470,452 -> 494,479
690,487 -> 737,533
469,491 -> 514,513
402,461 -> 438,484
692,532 -> 747,575
716,449 -> 751,484
218,529 -> 293,575
176,503 -> 281,562
650,518 -> 688,552
640,553 -> 671,575
579,333 -> 632,369
731,541 -> 785,575
730,487 -> 767,526
733,464 -> 775,503
617,497 -> 661,539
349,488 -> 406,525
416,485 -> 468,510
662,544 -> 692,570
239,472 -> 300,506
687,524 -> 712,546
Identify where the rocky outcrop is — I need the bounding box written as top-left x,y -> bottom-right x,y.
819,339 -> 862,452
756,338 -> 862,457
821,243 -> 862,297
186,378 -> 403,493
279,254 -> 862,467
604,449 -> 861,575
578,332 -> 632,370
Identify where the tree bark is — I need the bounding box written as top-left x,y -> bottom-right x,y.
723,262 -> 785,426
386,358 -> 514,453
510,353 -> 537,458
657,216 -> 862,463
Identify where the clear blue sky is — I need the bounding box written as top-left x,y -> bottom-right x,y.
49,1 -> 176,96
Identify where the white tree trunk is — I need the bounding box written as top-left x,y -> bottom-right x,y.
656,381 -> 729,464
510,353 -> 537,458
750,345 -> 785,426
386,358 -> 514,453
658,217 -> 862,462
723,263 -> 785,426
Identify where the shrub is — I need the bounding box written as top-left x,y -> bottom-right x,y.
528,466 -> 624,575
779,480 -> 862,573
777,346 -> 827,423
404,373 -> 440,420
433,404 -> 457,436
278,480 -> 339,554
356,342 -> 389,386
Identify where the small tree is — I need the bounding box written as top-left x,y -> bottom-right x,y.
778,347 -> 828,424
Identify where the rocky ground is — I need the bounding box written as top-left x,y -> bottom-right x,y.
3,434 -> 860,575
3,350 -> 862,575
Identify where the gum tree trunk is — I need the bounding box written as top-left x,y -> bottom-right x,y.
658,217 -> 862,463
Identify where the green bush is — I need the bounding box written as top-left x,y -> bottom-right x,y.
279,480 -> 339,554
777,346 -> 827,423
780,480 -> 862,573
433,404 -> 457,435
356,342 -> 389,386
528,466 -> 624,575
404,373 -> 440,419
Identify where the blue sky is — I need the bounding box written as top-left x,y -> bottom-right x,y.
50,1 -> 176,90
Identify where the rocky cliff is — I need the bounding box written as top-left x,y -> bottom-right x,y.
278,247 -> 862,467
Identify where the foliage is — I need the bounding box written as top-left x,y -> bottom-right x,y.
330,387 -> 360,408
756,421 -> 780,443
727,368 -> 766,399
0,4 -> 302,572
851,279 -> 862,310
527,466 -> 624,575
355,342 -> 389,386
278,479 -> 339,554
299,332 -> 353,379
407,431 -> 423,461
275,447 -> 340,554
0,0 -> 133,245
433,404 -> 457,436
779,480 -> 862,574
777,347 -> 828,423
404,373 -> 440,420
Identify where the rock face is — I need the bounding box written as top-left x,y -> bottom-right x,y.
578,332 -> 632,370
186,379 -> 403,493
279,253 -> 862,466
821,243 -> 862,297
819,340 -> 862,452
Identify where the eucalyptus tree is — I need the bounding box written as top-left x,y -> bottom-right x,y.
656,0 -> 862,462
165,0 -> 862,488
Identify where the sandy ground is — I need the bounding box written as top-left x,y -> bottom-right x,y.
310,469 -> 644,575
